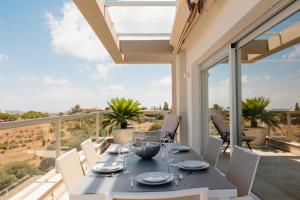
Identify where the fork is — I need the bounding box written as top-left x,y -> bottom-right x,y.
130,176 -> 134,189
179,174 -> 185,186
174,177 -> 179,186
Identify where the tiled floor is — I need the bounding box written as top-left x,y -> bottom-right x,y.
217,146 -> 300,200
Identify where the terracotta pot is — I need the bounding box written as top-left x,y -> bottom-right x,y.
244,127 -> 267,146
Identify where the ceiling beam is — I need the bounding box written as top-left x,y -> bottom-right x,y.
104,1 -> 177,7
123,54 -> 174,64
120,40 -> 173,54
73,0 -> 123,63
117,33 -> 171,37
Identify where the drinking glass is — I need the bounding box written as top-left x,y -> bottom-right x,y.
119,144 -> 130,175
162,147 -> 174,173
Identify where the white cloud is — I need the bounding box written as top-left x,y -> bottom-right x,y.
45,1 -> 109,61
108,84 -> 124,91
0,54 -> 8,62
151,76 -> 172,86
43,76 -> 70,86
282,44 -> 300,61
77,64 -> 91,72
91,64 -> 110,79
209,74 -> 272,108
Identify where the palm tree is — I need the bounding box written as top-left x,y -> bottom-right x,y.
102,98 -> 144,133
242,96 -> 280,130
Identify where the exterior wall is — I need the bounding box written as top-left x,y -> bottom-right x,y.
179,0 -> 283,153
185,0 -> 282,66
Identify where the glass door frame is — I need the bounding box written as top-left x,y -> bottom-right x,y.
199,49 -> 229,153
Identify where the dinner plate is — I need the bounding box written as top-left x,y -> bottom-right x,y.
107,147 -> 129,154
177,160 -> 209,170
168,144 -> 190,153
92,162 -> 124,173
136,172 -> 174,185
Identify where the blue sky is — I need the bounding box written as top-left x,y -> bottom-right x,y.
0,0 -> 171,112
208,11 -> 300,110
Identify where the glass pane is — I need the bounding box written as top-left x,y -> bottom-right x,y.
238,11 -> 300,200
206,57 -> 230,172
107,5 -> 176,37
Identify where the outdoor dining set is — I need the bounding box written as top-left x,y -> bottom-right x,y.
56,114 -> 260,200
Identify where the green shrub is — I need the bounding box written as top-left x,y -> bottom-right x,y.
4,161 -> 41,179
148,120 -> 163,131
0,172 -> 17,191
39,158 -> 55,172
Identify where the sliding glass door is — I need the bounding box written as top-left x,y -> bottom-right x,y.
201,57 -> 230,172
237,10 -> 300,200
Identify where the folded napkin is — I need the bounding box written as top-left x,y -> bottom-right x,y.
143,174 -> 170,183
94,162 -> 122,172
182,160 -> 206,168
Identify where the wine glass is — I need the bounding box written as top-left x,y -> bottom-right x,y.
128,140 -> 134,157
162,147 -> 174,173
119,144 -> 130,175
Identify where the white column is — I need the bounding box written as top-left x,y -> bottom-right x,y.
175,51 -> 188,145
171,61 -> 177,114
229,45 -> 242,153
200,70 -> 209,154
186,62 -> 202,154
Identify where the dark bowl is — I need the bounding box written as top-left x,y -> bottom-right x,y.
134,142 -> 161,159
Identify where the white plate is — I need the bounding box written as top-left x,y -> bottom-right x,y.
177,160 -> 209,170
168,144 -> 190,152
92,162 -> 124,173
136,172 -> 174,185
177,145 -> 190,151
107,147 -> 129,154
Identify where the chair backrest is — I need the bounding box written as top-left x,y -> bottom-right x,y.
203,136 -> 223,167
225,146 -> 260,197
109,188 -> 208,200
161,114 -> 181,140
56,149 -> 84,192
81,138 -> 98,168
210,112 -> 230,137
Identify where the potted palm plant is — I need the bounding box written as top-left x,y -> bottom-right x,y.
242,97 -> 280,146
102,98 -> 144,144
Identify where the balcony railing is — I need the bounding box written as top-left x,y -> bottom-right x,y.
0,110 -> 167,200
0,112 -> 106,200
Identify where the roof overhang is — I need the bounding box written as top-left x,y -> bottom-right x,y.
73,0 -> 175,64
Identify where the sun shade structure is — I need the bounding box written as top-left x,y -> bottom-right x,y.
73,0 -> 178,63
73,0 -> 208,63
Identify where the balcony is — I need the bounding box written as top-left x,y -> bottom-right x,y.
1,0 -> 300,199
0,111 -> 169,200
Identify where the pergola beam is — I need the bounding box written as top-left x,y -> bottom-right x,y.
73,0 -> 124,63
104,0 -> 177,7
117,33 -> 171,37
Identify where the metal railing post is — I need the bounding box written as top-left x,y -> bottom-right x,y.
287,112 -> 291,139
96,113 -> 100,142
55,119 -> 61,172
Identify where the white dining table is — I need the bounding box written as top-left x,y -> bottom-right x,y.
70,144 -> 237,200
